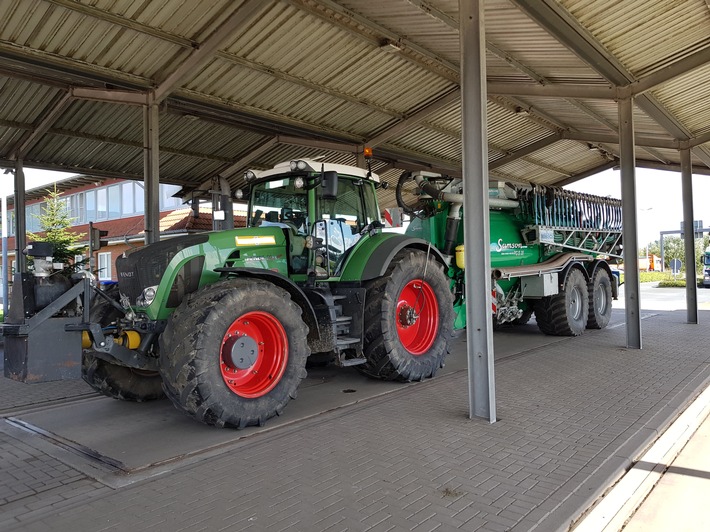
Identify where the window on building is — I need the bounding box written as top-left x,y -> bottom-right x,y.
86,190 -> 96,222
97,188 -> 108,220
122,182 -> 134,215
108,185 -> 120,219
97,252 -> 112,280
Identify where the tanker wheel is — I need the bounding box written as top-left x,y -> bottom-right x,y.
587,268 -> 613,329
82,354 -> 164,402
159,278 -> 309,428
358,249 -> 453,381
534,267 -> 589,336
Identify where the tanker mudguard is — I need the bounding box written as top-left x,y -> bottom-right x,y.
359,235 -> 448,281
214,267 -> 320,340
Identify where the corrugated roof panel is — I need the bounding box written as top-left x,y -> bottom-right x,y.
561,0 -> 710,78
160,114 -> 267,161
386,125 -> 461,162
652,63 -> 710,136
486,0 -> 607,84
53,100 -> 143,143
337,0 -> 460,62
189,59 -> 393,137
223,2 -> 456,117
0,76 -> 64,124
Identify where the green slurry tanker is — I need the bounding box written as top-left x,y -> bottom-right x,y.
396,171 -> 622,335
3,160 -> 621,428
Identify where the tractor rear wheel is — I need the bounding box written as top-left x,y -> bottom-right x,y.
587,268 -> 613,329
535,267 -> 589,336
358,249 -> 453,381
159,279 -> 309,428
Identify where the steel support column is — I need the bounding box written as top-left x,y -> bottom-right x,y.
2,188 -> 8,316
680,148 -> 698,324
619,98 -> 641,348
143,103 -> 160,244
460,0 -> 496,422
13,160 -> 27,273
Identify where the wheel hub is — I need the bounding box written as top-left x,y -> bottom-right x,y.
398,305 -> 417,327
223,334 -> 259,369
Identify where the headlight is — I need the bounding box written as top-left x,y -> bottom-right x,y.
244,170 -> 256,182
305,236 -> 314,249
137,285 -> 158,307
289,160 -> 309,171
294,177 -> 304,189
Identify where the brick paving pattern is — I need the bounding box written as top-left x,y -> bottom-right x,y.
1,311 -> 709,531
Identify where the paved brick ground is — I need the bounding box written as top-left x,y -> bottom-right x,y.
1,311 -> 709,531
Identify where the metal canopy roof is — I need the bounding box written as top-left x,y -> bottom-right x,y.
1,0 -> 710,208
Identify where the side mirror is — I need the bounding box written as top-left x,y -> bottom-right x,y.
321,171 -> 338,200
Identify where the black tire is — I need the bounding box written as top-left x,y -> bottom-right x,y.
357,249 -> 453,381
587,267 -> 613,329
81,284 -> 165,402
159,279 -> 309,428
513,306 -> 533,326
82,354 -> 164,402
534,267 -> 589,336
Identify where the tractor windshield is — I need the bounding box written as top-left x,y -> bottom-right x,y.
248,178 -> 309,234
705,254 -> 710,266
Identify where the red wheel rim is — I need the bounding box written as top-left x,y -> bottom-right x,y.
220,311 -> 288,398
396,279 -> 439,355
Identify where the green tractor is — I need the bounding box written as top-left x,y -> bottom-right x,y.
81,160 -> 453,427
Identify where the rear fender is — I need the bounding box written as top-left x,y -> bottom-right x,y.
339,233 -> 448,282
560,262 -> 590,290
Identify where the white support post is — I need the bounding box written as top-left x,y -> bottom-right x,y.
460,0 -> 496,422
143,103 -> 160,244
14,160 -> 27,273
680,148 -> 697,324
619,98 -> 641,348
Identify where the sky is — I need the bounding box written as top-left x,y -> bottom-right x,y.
2,166 -> 709,253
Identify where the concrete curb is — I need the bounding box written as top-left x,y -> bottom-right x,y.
571,378 -> 710,531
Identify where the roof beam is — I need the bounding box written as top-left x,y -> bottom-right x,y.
153,0 -> 265,104
629,47 -> 710,96
561,130 -> 678,149
488,82 -> 617,99
70,87 -> 148,105
636,159 -> 710,176
366,90 -> 460,147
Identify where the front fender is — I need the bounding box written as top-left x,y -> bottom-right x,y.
339,233 -> 448,282
214,267 -> 320,341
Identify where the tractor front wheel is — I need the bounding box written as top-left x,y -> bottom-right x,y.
358,249 -> 453,381
159,279 -> 309,428
82,354 -> 164,402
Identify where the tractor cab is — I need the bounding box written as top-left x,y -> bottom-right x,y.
242,159 -> 382,279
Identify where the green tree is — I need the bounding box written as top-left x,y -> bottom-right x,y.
661,236 -> 685,271
27,185 -> 86,268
